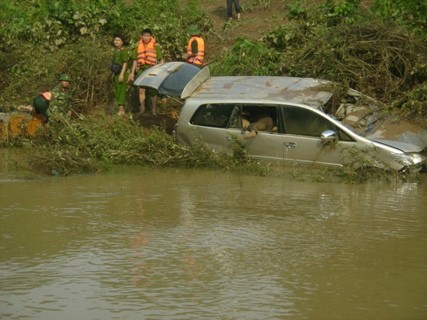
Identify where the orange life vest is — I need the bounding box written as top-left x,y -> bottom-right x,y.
186,36 -> 205,65
137,37 -> 157,67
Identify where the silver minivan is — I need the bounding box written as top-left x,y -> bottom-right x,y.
135,62 -> 427,172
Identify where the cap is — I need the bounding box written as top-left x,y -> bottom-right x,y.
59,74 -> 71,82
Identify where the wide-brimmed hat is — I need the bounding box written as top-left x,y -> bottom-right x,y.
187,25 -> 200,35
59,74 -> 71,82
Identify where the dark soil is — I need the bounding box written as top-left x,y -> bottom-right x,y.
135,112 -> 177,134
197,0 -> 373,60
200,0 -> 289,59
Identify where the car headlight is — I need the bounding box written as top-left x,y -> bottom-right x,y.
393,153 -> 426,166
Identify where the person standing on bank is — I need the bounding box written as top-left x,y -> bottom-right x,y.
183,25 -> 205,67
128,28 -> 164,115
227,0 -> 241,20
110,34 -> 130,116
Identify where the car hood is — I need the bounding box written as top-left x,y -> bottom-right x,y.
371,138 -> 425,153
366,118 -> 427,152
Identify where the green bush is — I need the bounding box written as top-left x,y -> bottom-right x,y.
25,113 -> 266,175
210,38 -> 281,76
372,0 -> 427,38
0,0 -> 211,111
263,4 -> 427,102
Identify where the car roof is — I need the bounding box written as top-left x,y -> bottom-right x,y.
133,62 -> 334,107
190,76 -> 334,107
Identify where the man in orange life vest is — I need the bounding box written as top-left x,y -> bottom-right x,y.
183,25 -> 205,67
128,28 -> 164,115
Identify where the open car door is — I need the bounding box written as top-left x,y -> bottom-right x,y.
133,61 -> 210,98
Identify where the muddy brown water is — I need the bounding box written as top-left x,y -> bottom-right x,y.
1,166 -> 426,319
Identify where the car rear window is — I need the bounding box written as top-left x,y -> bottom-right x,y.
190,104 -> 235,128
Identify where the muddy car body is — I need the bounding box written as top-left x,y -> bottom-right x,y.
134,62 -> 427,172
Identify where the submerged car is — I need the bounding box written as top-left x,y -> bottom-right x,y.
134,62 -> 427,172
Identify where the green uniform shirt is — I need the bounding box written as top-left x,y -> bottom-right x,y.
49,84 -> 73,114
32,95 -> 50,121
113,47 -> 130,66
112,47 -> 130,106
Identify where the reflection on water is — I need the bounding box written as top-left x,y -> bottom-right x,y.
1,168 -> 426,319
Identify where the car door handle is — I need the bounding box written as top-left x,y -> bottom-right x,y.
284,142 -> 297,149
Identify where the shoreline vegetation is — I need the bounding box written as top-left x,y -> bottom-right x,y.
0,0 -> 426,183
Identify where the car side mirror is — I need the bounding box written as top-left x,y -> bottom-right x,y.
320,130 -> 337,143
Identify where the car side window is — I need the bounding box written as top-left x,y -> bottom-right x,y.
190,104 -> 235,128
189,104 -> 279,132
282,106 -> 354,141
235,105 -> 279,132
336,128 -> 353,141
283,106 -> 335,137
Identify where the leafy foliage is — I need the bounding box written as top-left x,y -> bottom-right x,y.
259,1 -> 427,110
391,82 -> 427,119
0,38 -> 112,112
210,38 -> 281,76
0,0 -> 110,51
26,113 -> 266,176
372,0 -> 427,38
0,0 -> 210,111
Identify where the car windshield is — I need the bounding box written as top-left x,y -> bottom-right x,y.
325,88 -> 386,136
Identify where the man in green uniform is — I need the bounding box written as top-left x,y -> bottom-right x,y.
49,73 -> 73,118
111,34 -> 130,116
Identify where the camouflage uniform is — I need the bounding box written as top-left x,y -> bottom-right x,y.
49,74 -> 73,117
